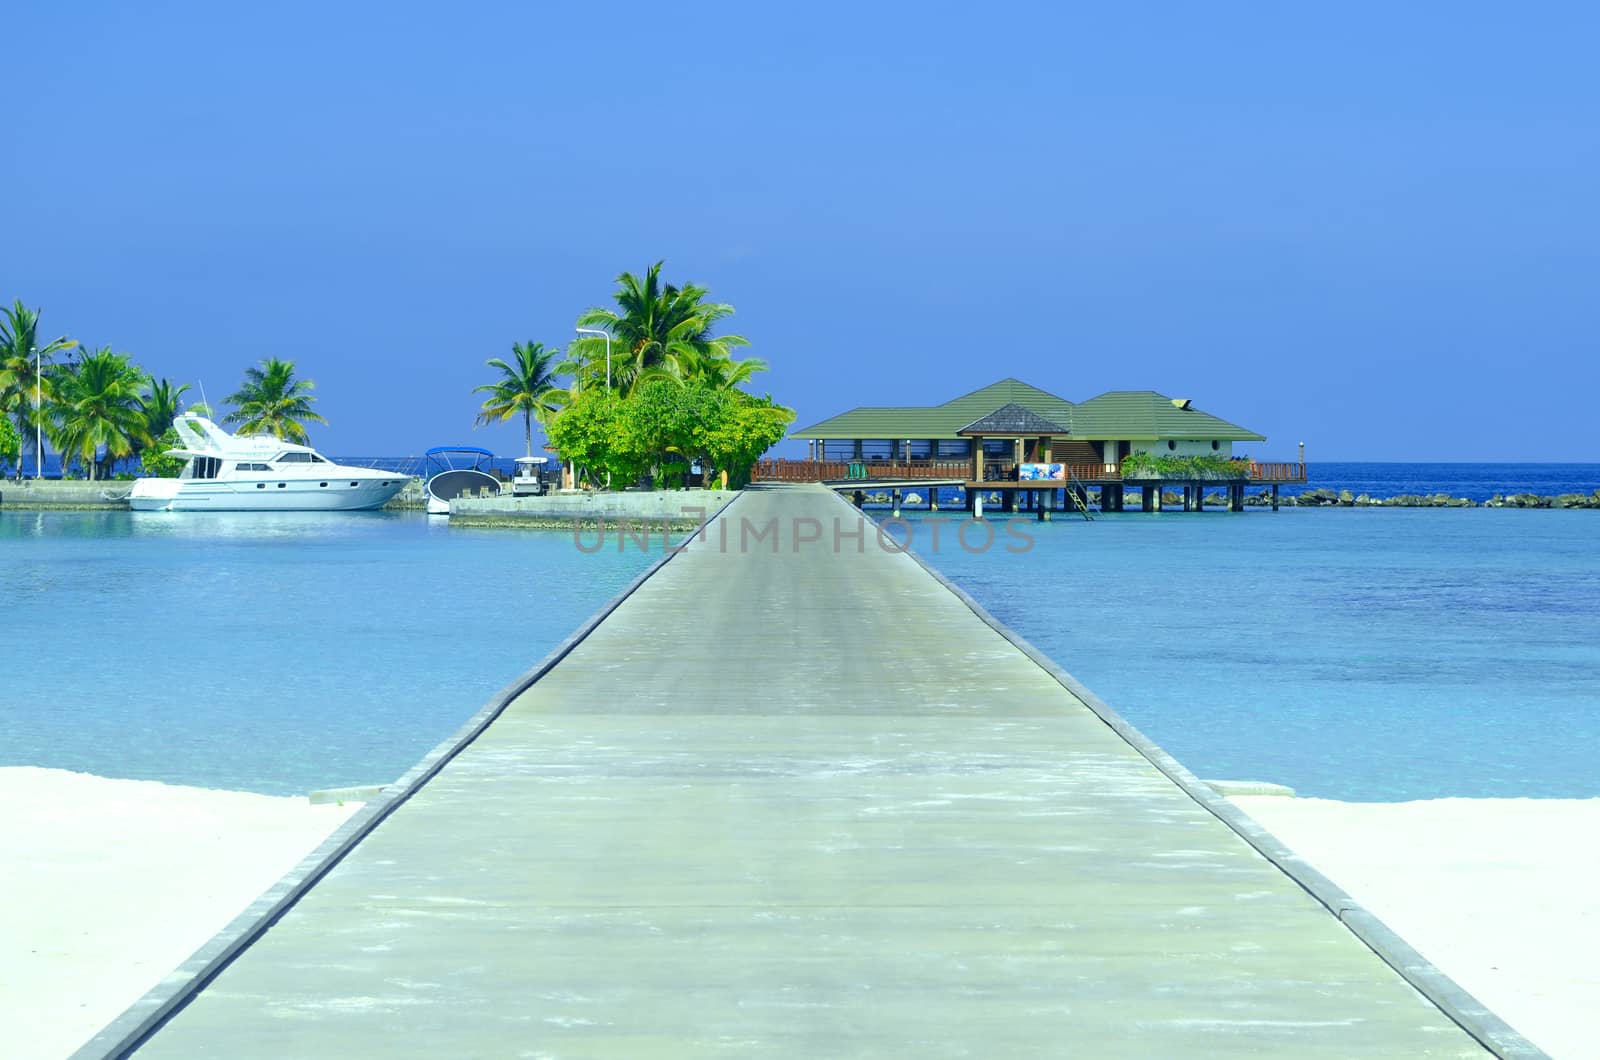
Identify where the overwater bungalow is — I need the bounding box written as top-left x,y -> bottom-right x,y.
753,378 -> 1306,514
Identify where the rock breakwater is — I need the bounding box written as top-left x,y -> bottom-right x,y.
1252,487 -> 1600,509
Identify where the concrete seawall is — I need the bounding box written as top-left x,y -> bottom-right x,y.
0,480 -> 134,509
448,489 -> 738,527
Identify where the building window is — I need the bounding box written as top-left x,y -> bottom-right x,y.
1167,440 -> 1177,451
1211,440 -> 1219,451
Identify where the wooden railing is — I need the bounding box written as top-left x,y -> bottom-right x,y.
1247,462 -> 1308,483
750,458 -> 970,482
752,459 -> 1308,485
750,459 -> 850,482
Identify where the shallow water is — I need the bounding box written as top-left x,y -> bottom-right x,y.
4,503 -> 1598,801
0,511 -> 653,795
896,507 -> 1600,800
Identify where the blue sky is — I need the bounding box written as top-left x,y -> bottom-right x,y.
7,2 -> 1597,460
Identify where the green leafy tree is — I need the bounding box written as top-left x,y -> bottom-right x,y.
223,358 -> 327,443
473,341 -> 564,458
140,426 -> 186,477
0,301 -> 78,477
48,347 -> 151,480
570,261 -> 750,395
618,378 -> 719,484
703,393 -> 796,488
0,416 -> 19,474
543,388 -> 645,487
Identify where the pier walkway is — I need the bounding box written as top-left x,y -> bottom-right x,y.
120,486 -> 1506,1057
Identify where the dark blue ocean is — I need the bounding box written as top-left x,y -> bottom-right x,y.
1284,462 -> 1600,501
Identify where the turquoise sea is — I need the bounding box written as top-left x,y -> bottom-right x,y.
897,507 -> 1600,801
0,511 -> 653,796
3,469 -> 1597,801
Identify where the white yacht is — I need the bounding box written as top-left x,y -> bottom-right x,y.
129,414 -> 409,512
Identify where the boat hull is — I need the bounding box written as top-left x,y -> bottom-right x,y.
424,468 -> 500,517
130,476 -> 408,512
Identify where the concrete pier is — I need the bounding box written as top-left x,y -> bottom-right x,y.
101,486 -> 1525,1058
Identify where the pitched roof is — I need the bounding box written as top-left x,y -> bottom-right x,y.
790,378 -> 1074,439
1068,391 -> 1265,441
957,403 -> 1067,436
788,379 -> 1267,442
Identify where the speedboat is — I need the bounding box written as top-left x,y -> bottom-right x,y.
129,414 -> 409,512
423,446 -> 501,515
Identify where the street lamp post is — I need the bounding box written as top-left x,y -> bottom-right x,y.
575,328 -> 612,391
32,345 -> 42,480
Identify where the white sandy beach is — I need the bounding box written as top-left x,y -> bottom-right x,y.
1231,795 -> 1600,1060
0,768 -> 362,1060
2,768 -> 1595,1059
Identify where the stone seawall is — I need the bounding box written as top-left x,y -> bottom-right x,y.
447,490 -> 738,528
0,480 -> 135,509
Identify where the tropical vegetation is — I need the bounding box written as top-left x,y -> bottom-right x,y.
566,261 -> 763,396
5,259 -> 792,487
47,347 -> 151,480
222,358 -> 326,443
1120,452 -> 1249,479
0,301 -> 78,477
473,341 -> 563,458
0,416 -> 19,470
533,262 -> 790,488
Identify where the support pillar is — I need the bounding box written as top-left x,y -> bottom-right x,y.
892,489 -> 901,518
974,491 -> 984,519
852,490 -> 864,508
1142,484 -> 1156,512
1272,484 -> 1280,511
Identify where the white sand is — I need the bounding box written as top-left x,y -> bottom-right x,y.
3,770 -> 1595,1059
1232,795 -> 1600,1060
0,767 -> 363,1060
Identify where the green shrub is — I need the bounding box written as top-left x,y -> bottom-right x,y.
1121,452 -> 1248,479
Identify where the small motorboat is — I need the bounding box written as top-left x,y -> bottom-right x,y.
423,446 -> 500,515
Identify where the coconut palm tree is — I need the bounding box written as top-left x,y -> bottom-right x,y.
473,341 -> 564,458
0,301 -> 78,477
138,378 -> 191,437
48,348 -> 150,480
132,378 -> 191,467
681,349 -> 769,390
570,261 -> 750,395
223,358 -> 327,443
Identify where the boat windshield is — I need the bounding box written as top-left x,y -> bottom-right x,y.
181,457 -> 223,480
